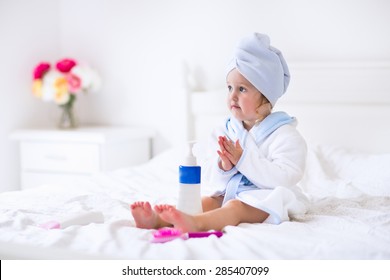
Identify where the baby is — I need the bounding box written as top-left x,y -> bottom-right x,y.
131,33 -> 307,232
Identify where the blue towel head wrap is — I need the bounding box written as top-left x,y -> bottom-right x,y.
226,33 -> 290,107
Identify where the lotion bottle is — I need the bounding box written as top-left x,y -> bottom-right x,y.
177,142 -> 203,215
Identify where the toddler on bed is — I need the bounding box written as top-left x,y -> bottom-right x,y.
131,32 -> 308,232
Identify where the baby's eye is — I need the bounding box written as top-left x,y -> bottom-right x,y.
227,85 -> 232,92
239,86 -> 246,93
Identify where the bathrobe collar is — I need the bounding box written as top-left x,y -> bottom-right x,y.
225,111 -> 296,145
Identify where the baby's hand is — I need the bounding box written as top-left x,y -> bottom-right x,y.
217,136 -> 233,171
220,137 -> 243,166
217,136 -> 242,170
217,150 -> 234,171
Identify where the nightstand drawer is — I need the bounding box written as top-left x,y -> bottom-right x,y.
20,142 -> 100,173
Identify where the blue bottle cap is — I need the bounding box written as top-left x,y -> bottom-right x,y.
179,166 -> 201,184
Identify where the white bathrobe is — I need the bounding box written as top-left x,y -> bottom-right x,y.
195,112 -> 308,224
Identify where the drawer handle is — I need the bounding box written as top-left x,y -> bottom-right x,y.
44,155 -> 68,161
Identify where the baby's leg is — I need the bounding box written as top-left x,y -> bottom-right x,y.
130,201 -> 170,229
198,199 -> 269,230
156,199 -> 269,232
152,196 -> 222,232
201,196 -> 223,212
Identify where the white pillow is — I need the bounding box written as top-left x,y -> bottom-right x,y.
299,144 -> 390,198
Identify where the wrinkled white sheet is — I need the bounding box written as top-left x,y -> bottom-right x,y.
1,145 -> 390,259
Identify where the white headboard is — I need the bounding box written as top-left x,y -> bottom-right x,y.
188,62 -> 390,154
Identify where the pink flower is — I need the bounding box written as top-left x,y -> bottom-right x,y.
33,62 -> 51,79
65,73 -> 82,93
56,58 -> 77,73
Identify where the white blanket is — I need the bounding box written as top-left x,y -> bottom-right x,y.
1,145 -> 390,259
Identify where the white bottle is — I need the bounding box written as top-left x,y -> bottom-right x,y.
177,142 -> 203,215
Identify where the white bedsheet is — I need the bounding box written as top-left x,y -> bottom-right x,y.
1,145 -> 390,259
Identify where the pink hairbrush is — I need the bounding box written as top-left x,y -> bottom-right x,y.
151,228 -> 223,243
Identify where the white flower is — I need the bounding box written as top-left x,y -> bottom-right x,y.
71,65 -> 101,92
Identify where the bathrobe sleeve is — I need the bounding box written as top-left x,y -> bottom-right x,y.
236,124 -> 307,189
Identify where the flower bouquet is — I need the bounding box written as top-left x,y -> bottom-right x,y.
32,58 -> 101,129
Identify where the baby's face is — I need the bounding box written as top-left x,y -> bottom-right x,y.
226,69 -> 268,129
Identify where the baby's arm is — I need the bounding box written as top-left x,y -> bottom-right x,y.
236,128 -> 307,188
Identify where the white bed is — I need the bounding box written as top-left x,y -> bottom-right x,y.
1,62 -> 390,260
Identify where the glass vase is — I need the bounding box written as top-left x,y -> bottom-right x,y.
58,102 -> 78,129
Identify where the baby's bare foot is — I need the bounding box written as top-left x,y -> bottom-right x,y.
155,204 -> 199,233
130,201 -> 158,229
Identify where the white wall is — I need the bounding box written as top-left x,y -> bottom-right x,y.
0,0 -> 61,191
1,0 -> 390,191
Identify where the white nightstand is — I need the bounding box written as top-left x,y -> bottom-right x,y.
10,126 -> 155,189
